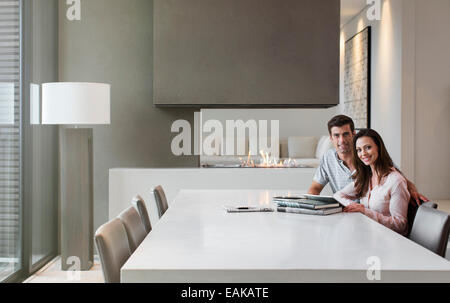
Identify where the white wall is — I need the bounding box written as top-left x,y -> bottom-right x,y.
411,0 -> 450,199
340,0 -> 403,166
201,108 -> 337,139
341,0 -> 450,199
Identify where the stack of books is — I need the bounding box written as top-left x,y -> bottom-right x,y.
273,195 -> 342,216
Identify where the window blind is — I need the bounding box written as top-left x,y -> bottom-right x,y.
0,0 -> 20,281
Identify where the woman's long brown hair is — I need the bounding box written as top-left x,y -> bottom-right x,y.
352,129 -> 394,198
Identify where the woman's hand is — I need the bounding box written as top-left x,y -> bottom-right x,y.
343,202 -> 365,213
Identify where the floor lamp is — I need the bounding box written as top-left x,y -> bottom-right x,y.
42,82 -> 110,271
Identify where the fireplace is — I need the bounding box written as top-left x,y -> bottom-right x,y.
201,151 -> 313,168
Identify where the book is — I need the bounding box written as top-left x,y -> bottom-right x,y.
273,199 -> 340,210
272,196 -> 306,200
303,194 -> 337,203
277,206 -> 343,216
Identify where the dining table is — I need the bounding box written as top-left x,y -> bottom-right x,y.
121,189 -> 450,283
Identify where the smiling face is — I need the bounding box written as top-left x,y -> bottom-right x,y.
329,124 -> 355,155
356,136 -> 379,166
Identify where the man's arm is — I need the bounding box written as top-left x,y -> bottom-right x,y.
307,181 -> 325,195
405,178 -> 429,206
394,167 -> 429,205
310,152 -> 329,195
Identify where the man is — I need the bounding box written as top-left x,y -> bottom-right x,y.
307,115 -> 428,205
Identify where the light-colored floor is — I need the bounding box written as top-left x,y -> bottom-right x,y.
22,201 -> 450,283
23,256 -> 104,283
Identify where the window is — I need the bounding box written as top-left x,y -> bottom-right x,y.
0,0 -> 22,282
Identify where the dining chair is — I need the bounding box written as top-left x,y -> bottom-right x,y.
422,201 -> 438,209
118,206 -> 148,253
94,218 -> 131,283
409,204 -> 450,257
151,185 -> 169,218
131,194 -> 152,234
406,201 -> 438,237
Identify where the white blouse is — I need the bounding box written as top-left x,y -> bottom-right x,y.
333,170 -> 410,235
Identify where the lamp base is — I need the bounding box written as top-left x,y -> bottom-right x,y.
59,128 -> 94,271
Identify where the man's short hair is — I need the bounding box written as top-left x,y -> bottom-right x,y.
327,115 -> 355,135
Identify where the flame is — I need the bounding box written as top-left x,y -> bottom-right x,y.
240,151 -> 299,168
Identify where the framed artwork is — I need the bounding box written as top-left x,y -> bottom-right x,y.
344,26 -> 371,129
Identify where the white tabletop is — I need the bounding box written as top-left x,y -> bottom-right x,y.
121,189 -> 450,283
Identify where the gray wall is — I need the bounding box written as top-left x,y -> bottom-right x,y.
22,0 -> 59,269
58,0 -> 198,232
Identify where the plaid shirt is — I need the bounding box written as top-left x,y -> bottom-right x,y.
313,149 -> 355,193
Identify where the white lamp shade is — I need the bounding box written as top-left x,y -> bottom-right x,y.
42,82 -> 110,125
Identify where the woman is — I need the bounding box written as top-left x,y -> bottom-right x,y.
333,129 -> 410,235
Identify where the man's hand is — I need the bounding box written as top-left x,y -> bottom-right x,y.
406,179 -> 429,206
343,202 -> 365,214
410,190 -> 430,206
